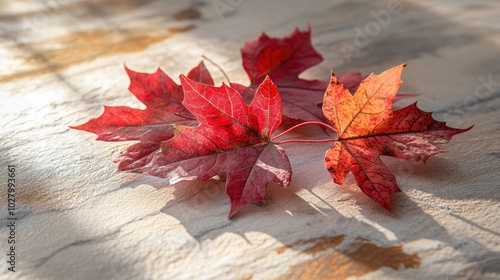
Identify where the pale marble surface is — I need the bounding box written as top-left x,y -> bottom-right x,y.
1,0 -> 499,279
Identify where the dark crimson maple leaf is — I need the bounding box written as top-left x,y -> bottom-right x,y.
71,62 -> 213,170
337,72 -> 365,94
322,64 -> 472,210
232,27 -> 327,124
131,76 -> 291,218
233,27 -> 412,125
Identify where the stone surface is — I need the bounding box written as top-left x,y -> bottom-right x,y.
1,0 -> 499,279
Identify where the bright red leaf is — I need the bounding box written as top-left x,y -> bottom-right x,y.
132,76 -> 291,218
322,64 -> 471,210
71,62 -> 213,170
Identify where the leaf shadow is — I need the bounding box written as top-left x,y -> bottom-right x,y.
158,177 -> 388,243
146,172 -> 497,280
314,173 -> 500,272
384,155 -> 499,202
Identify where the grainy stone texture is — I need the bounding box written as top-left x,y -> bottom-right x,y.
1,0 -> 499,279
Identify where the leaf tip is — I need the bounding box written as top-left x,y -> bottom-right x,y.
379,188 -> 402,212
330,70 -> 339,82
383,202 -> 393,212
227,203 -> 245,219
178,73 -> 189,84
197,59 -> 206,67
462,124 -> 474,132
124,64 -> 135,77
227,210 -> 237,219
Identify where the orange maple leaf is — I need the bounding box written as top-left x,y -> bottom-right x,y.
323,64 -> 472,210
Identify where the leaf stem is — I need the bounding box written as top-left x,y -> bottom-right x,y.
273,138 -> 337,145
202,55 -> 231,84
174,112 -> 196,120
272,121 -> 336,140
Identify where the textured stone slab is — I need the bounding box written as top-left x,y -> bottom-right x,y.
0,0 -> 499,279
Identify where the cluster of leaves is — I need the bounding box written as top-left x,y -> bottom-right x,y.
72,28 -> 471,218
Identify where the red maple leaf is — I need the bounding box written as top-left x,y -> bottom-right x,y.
233,27 -> 412,125
132,76 -> 291,218
322,64 -> 472,210
231,27 -> 327,124
71,62 -> 213,170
